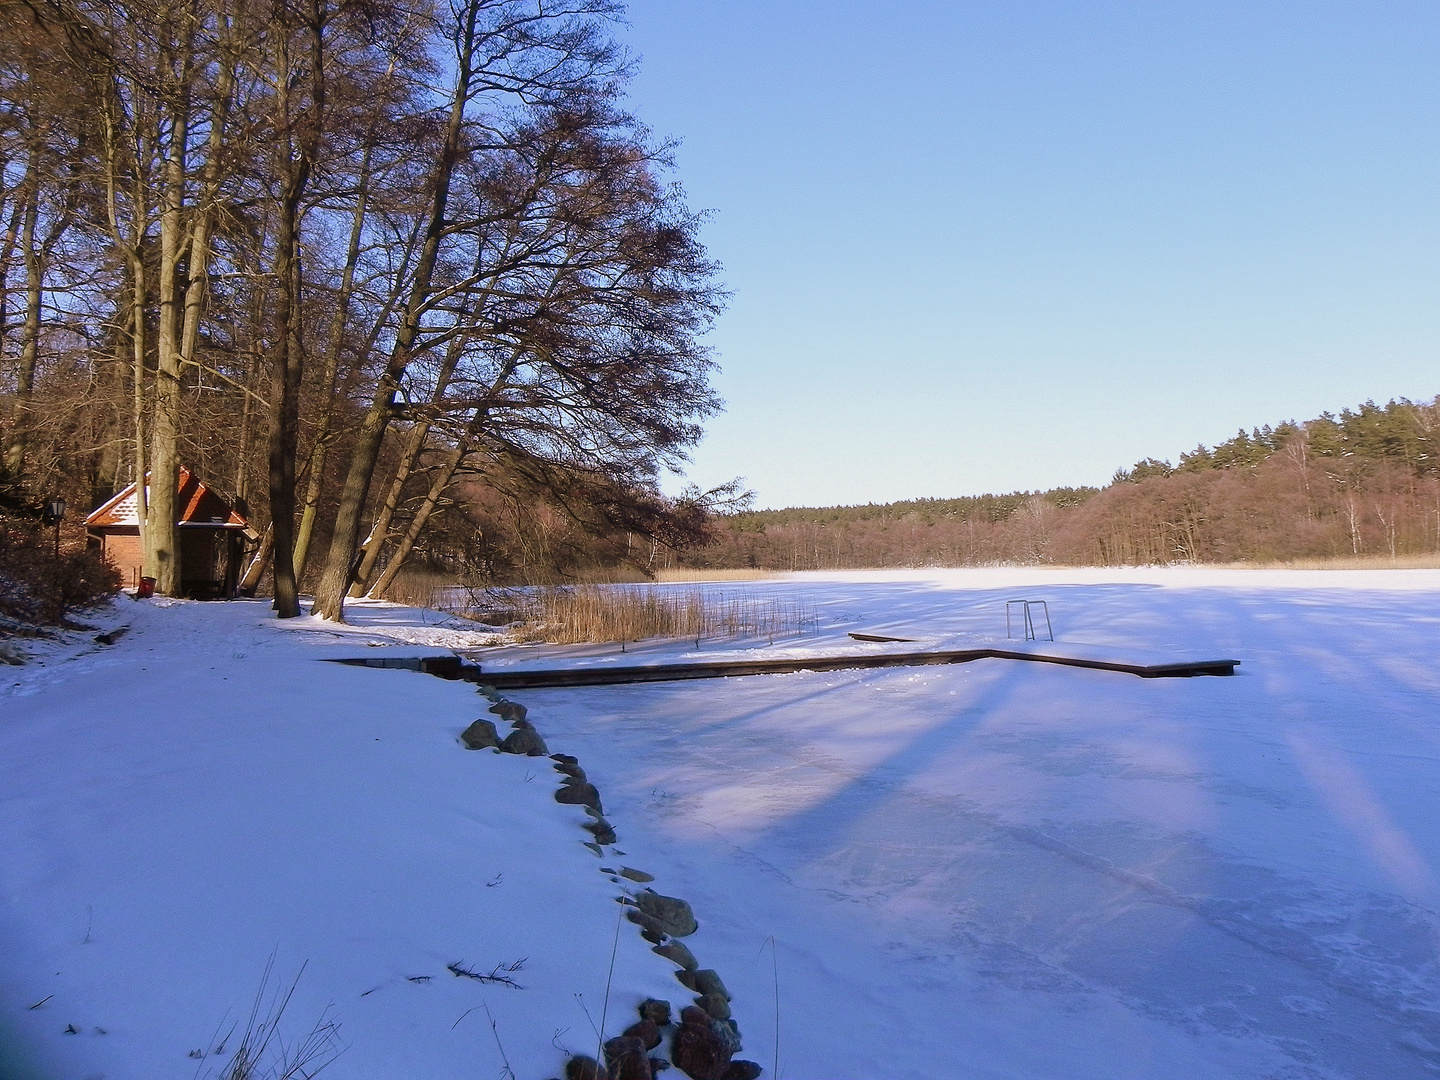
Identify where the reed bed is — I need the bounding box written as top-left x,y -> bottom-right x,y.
654,568 -> 780,583
442,583 -> 817,645
1210,554 -> 1440,571
369,567 -> 450,609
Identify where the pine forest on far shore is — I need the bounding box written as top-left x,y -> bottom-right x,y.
677,396 -> 1440,573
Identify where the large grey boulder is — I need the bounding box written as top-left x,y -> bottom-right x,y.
584,817 -> 617,845
489,700 -> 527,722
499,728 -> 549,756
636,889 -> 698,937
652,940 -> 697,970
554,779 -> 602,812
696,992 -> 730,1020
692,969 -> 730,1000
460,719 -> 501,749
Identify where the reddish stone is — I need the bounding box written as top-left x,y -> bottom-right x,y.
671,1007 -> 733,1080
603,1035 -> 653,1080
624,1018 -> 662,1050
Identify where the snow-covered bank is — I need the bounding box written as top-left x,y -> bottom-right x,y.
0,599 -> 686,1080
5,568 -> 1440,1078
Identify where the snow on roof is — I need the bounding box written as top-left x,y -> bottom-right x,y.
85,466 -> 256,536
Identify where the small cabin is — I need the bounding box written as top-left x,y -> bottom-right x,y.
86,467 -> 259,597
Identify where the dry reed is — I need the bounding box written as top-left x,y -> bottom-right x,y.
445,584 -> 817,645
1209,554 -> 1440,571
359,565 -> 777,610
368,567 -> 449,608
654,568 -> 780,583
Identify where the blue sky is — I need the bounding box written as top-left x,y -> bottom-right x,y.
618,1 -> 1439,510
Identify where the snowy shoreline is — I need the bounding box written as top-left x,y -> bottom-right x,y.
5,568 -> 1440,1078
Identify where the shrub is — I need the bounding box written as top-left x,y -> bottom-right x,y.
0,518 -> 121,626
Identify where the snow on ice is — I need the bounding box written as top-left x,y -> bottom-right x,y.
3,567 -> 1440,1079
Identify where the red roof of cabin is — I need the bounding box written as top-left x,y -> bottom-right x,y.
86,467 -> 256,535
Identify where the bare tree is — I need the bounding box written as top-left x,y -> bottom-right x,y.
263,0 -> 329,617
0,0 -> 730,608
311,0 -> 631,622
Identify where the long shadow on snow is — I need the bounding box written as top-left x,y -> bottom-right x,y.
733,605 -> 1440,1077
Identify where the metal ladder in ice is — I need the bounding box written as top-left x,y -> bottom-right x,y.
1006,599 -> 1053,642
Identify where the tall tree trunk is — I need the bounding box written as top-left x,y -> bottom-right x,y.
90,34 -> 151,534
349,335 -> 479,593
268,211 -> 306,615
363,340 -> 523,595
145,28 -> 192,595
365,435 -> 473,599
267,1 -> 324,618
0,188 -> 22,375
233,281 -> 264,505
146,2 -> 235,596
146,0 -> 236,596
91,343 -> 129,505
2,153 -> 39,474
349,419 -> 433,595
290,50 -> 411,582
126,222 -> 148,535
347,232 -> 505,594
239,521 -> 274,594
310,0 -> 480,622
292,144 -> 372,579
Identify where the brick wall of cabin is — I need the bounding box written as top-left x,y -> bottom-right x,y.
100,531 -> 143,589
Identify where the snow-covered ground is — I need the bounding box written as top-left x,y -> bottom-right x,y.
5,567 -> 1440,1079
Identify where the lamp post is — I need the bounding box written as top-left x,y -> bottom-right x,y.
46,497 -> 65,558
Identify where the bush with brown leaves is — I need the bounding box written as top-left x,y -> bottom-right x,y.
0,518 -> 121,626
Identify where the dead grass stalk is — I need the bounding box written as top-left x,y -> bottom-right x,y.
439,584 -> 818,645
1210,554 -> 1440,571
654,568 -> 779,583
204,957 -> 341,1080
504,585 -> 818,645
374,567 -> 449,608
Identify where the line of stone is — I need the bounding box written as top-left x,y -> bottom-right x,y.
461,687 -> 763,1080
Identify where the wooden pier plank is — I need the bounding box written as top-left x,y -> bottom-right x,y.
463,647 -> 1239,689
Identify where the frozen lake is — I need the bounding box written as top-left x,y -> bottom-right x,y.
516,568 -> 1440,1078
4,567 -> 1440,1079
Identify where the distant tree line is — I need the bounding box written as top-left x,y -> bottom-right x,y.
0,0 -> 727,618
682,397 -> 1440,570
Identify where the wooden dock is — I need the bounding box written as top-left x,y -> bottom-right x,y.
459,647 -> 1239,690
